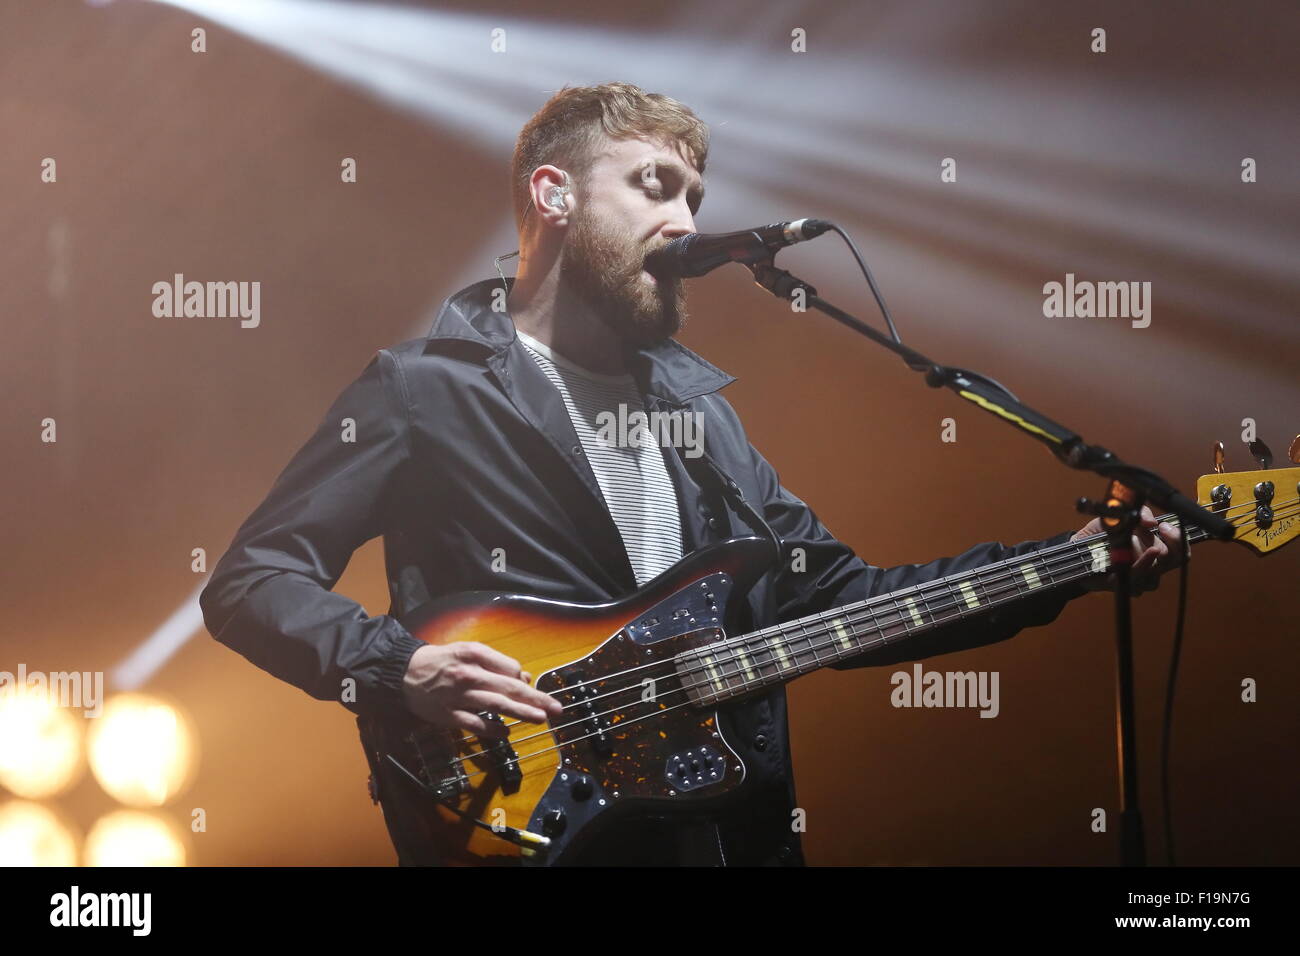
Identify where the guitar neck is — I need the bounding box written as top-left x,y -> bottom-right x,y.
679,516 -> 1210,705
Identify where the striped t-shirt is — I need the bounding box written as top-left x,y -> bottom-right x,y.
516,329 -> 683,585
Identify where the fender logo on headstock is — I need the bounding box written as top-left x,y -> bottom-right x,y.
1258,516 -> 1295,547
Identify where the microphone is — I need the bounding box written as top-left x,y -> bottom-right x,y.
647,218 -> 832,278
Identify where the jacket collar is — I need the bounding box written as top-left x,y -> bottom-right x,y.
425,277 -> 735,405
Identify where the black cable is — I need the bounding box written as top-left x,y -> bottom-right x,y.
822,221 -> 1198,865
1160,515 -> 1193,866
825,223 -> 1021,401
827,223 -> 903,344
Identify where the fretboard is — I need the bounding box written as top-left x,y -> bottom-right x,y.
675,518 -> 1209,706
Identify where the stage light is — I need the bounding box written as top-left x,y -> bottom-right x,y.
85,810 -> 187,867
129,0 -> 1295,400
113,580 -> 207,691
87,694 -> 196,807
0,685 -> 85,799
0,801 -> 79,866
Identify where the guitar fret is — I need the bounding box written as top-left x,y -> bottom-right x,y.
928,581 -> 961,626
701,651 -> 726,701
769,629 -> 795,674
898,594 -> 925,630
945,580 -> 968,622
795,620 -> 817,670
1004,561 -> 1026,600
985,561 -> 1015,604
1009,559 -> 1030,599
1039,548 -> 1059,587
801,619 -> 822,669
753,632 -> 783,685
704,645 -> 730,700
828,615 -> 855,654
978,565 -> 1003,605
680,649 -> 700,701
720,647 -> 749,697
733,643 -> 759,684
1005,561 -> 1028,602
872,595 -> 902,649
849,612 -> 869,656
1088,542 -> 1109,574
1037,552 -> 1054,587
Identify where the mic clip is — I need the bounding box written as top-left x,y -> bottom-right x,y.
746,252 -> 818,302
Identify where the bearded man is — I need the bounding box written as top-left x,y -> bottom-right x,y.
201,82 -> 1179,866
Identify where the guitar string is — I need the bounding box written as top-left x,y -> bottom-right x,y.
497,494 -> 1290,706
442,502 -> 1291,776
441,530 -> 1119,759
449,551 -> 1110,788
484,497 -> 1283,729
434,502 -> 1289,780
442,500 -> 1293,770
445,506 -> 1290,791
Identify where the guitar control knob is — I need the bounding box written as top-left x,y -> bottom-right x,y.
541,808 -> 567,837
570,775 -> 593,800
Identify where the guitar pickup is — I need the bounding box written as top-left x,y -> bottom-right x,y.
564,669 -> 614,759
479,711 -> 523,794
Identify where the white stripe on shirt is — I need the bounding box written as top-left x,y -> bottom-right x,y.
516,329 -> 684,585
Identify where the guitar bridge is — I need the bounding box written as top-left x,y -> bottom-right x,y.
407,727 -> 469,799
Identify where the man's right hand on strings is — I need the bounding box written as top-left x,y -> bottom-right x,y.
401,642 -> 564,735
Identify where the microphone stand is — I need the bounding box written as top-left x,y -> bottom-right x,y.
744,253 -> 1234,867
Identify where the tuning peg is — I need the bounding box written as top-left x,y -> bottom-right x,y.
1212,441 -> 1225,474
1289,434 -> 1300,465
1248,437 -> 1273,470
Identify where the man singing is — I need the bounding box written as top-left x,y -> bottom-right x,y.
200,82 -> 1180,866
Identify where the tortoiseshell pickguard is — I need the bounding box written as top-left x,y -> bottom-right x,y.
537,625 -> 745,801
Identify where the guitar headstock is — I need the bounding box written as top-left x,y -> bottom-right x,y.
1196,436 -> 1300,554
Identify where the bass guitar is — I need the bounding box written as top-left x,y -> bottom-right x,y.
360,456 -> 1299,865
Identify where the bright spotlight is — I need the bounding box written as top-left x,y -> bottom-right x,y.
87,694 -> 197,807
0,686 -> 85,799
0,801 -> 79,866
85,810 -> 187,867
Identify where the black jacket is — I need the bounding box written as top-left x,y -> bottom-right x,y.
200,277 -> 1087,866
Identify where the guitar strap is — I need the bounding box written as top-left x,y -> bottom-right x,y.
678,449 -> 785,866
694,448 -> 785,568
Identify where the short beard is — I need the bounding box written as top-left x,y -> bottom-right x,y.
559,206 -> 688,350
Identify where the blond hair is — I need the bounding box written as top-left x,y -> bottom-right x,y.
511,82 -> 709,230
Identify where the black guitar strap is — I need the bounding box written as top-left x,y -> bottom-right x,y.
695,448 -> 784,569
